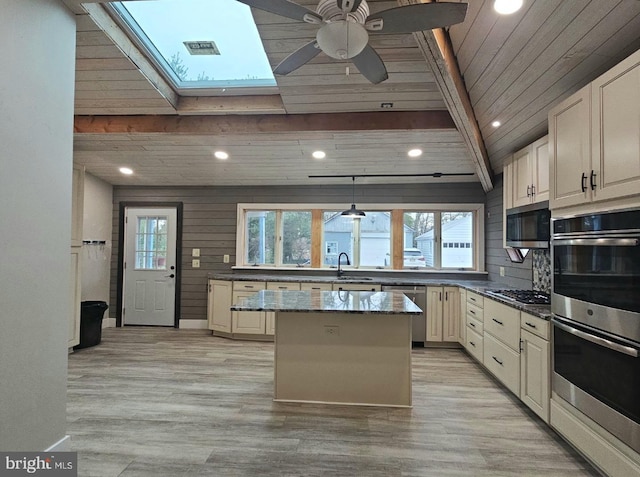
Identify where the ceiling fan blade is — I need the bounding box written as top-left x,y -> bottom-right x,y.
273,41 -> 322,75
236,0 -> 322,23
366,2 -> 468,34
352,45 -> 388,84
336,0 -> 363,13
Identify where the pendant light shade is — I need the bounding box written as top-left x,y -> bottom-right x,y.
341,176 -> 366,218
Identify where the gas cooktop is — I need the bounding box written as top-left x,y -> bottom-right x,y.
486,289 -> 551,305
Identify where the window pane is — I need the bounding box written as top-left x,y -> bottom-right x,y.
403,212 -> 434,268
135,215 -> 168,270
245,211 -> 276,265
441,212 -> 473,268
359,211 -> 391,267
282,211 -> 311,266
322,211 -> 353,266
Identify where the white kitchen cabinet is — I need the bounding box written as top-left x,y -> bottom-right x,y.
550,49 -> 640,210
426,286 -> 459,342
511,136 -> 549,207
483,332 -> 520,396
333,283 -> 381,291
232,281 -> 266,335
483,298 -> 521,351
300,282 -> 332,291
71,165 -> 84,247
265,282 -> 301,335
68,247 -> 81,348
465,326 -> 483,363
520,328 -> 550,423
458,288 -> 466,345
208,280 -> 232,333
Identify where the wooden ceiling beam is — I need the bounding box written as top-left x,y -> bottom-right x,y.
398,0 -> 494,192
74,111 -> 457,134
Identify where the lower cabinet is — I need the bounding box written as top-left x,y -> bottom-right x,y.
458,288 -> 466,345
208,280 -> 232,333
483,332 -> 520,396
265,282 -> 301,335
520,312 -> 551,423
465,326 -> 483,362
426,286 -> 460,342
232,281 -> 266,335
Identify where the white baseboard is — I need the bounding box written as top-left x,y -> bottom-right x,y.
45,435 -> 71,452
102,317 -> 116,328
179,319 -> 208,329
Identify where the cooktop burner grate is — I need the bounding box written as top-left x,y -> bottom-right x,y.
486,289 -> 550,305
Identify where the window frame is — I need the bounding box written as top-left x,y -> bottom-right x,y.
236,203 -> 485,272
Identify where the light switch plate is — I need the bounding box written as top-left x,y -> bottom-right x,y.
192,248 -> 200,257
192,259 -> 200,268
223,254 -> 230,263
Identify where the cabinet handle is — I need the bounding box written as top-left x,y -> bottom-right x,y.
525,322 -> 537,329
439,292 -> 442,301
492,356 -> 504,366
469,341 -> 476,347
520,339 -> 524,352
590,170 -> 597,191
469,297 -> 476,302
531,184 -> 535,196
445,291 -> 449,300
581,172 -> 587,192
469,322 -> 476,328
526,185 -> 531,197
469,309 -> 475,315
492,318 -> 504,326
278,287 -> 287,289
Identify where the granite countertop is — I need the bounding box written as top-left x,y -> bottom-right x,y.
230,290 -> 423,315
213,273 -> 552,320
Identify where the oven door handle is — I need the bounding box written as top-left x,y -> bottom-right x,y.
553,319 -> 639,358
553,238 -> 639,247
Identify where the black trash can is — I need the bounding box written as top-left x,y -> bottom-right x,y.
74,301 -> 109,350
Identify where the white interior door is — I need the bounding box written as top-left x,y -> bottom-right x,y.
123,207 -> 177,326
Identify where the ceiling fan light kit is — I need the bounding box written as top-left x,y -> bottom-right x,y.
237,0 -> 468,84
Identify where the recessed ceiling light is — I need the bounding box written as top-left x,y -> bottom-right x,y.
119,167 -> 133,175
214,151 -> 229,160
312,150 -> 326,159
491,120 -> 501,128
408,149 -> 423,158
494,0 -> 523,15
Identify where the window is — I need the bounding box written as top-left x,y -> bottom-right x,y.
237,204 -> 483,271
135,216 -> 168,270
109,0 -> 276,91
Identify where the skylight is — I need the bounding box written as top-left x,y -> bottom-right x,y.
110,0 -> 276,91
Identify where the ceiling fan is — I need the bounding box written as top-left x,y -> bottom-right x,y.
236,0 -> 468,84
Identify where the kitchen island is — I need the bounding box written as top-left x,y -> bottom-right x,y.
231,289 -> 422,407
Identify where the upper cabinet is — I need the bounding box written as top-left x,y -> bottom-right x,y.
510,135 -> 550,208
549,49 -> 640,210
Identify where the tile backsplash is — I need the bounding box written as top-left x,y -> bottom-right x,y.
533,249 -> 551,293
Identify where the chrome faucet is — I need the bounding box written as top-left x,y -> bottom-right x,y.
337,252 -> 350,277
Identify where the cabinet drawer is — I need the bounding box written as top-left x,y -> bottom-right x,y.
484,299 -> 521,351
300,282 -> 332,291
483,332 -> 520,396
334,283 -> 381,291
466,291 -> 484,308
466,326 -> 484,364
267,281 -> 301,291
233,281 -> 266,292
466,302 -> 484,322
466,314 -> 484,334
520,312 -> 550,340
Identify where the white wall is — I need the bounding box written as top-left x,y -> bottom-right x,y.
81,173 -> 113,303
0,0 -> 76,451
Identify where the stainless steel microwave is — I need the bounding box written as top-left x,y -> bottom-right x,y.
505,200 -> 550,248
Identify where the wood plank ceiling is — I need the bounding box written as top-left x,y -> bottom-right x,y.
71,0 -> 640,187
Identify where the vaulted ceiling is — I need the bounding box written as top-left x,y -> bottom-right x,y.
68,0 -> 640,189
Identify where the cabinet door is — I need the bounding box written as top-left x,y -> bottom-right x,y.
531,135 -> 549,203
426,287 -> 443,342
442,287 -> 460,342
232,291 -> 266,334
265,282 -> 301,336
591,50 -> 640,203
458,288 -> 467,344
208,280 -> 232,332
512,146 -> 533,207
520,329 -> 550,423
549,84 -> 592,209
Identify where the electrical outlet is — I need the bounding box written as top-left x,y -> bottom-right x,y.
192,248 -> 200,257
192,259 -> 200,268
223,254 -> 230,263
499,266 -> 505,277
324,325 -> 339,336
533,269 -> 539,282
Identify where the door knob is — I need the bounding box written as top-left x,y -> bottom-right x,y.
165,274 -> 175,278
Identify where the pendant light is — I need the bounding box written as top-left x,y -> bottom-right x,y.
341,176 -> 366,218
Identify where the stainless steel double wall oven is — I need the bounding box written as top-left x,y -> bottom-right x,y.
551,208 -> 640,453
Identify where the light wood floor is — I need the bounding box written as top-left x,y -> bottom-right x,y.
67,328 -> 600,477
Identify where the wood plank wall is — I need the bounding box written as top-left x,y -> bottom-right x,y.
110,183 -> 486,322
484,173 -> 533,289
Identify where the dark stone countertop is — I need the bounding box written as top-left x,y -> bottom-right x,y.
230,290 -> 423,315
